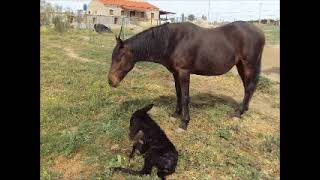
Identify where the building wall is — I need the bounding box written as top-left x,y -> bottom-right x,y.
88,0 -> 105,15
146,10 -> 159,21
88,0 -> 159,22
88,0 -> 122,16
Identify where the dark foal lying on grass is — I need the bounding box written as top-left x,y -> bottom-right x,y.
112,104 -> 178,180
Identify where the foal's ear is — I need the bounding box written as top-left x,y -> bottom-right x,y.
140,104 -> 154,113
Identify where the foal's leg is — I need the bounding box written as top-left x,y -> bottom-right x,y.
172,73 -> 182,117
157,166 -> 175,180
129,142 -> 142,159
113,153 -> 153,176
129,141 -> 148,164
157,171 -> 167,180
112,167 -> 141,175
178,70 -> 190,129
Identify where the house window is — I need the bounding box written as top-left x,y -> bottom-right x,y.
141,12 -> 145,18
109,9 -> 114,15
121,10 -> 124,16
151,13 -> 154,19
130,11 -> 135,17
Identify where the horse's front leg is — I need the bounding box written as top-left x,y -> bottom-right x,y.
172,73 -> 182,117
178,70 -> 190,129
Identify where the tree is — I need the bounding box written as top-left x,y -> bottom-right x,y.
187,14 -> 195,21
40,0 -> 54,25
55,5 -> 62,12
181,13 -> 185,22
201,15 -> 207,21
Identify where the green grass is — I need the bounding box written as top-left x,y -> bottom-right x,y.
41,27 -> 279,179
260,135 -> 280,158
257,75 -> 277,94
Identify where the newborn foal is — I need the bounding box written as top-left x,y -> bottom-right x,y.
113,104 -> 178,180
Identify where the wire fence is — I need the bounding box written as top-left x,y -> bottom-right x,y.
41,11 -> 279,45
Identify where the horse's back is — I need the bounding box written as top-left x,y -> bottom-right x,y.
165,22 -> 265,75
216,21 -> 265,62
220,21 -> 265,51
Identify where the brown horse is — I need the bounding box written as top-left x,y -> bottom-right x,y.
108,21 -> 265,129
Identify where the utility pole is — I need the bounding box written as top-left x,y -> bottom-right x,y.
208,0 -> 210,22
258,2 -> 262,24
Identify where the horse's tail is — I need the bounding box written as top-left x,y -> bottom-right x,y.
255,41 -> 264,84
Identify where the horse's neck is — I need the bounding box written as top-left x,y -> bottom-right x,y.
129,34 -> 167,64
132,46 -> 163,64
136,56 -> 162,64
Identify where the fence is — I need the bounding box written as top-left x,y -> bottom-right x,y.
41,11 -> 279,45
41,11 -> 161,29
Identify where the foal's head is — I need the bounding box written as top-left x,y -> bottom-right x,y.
128,104 -> 153,140
108,37 -> 135,87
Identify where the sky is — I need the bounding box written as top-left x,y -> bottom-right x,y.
45,0 -> 280,22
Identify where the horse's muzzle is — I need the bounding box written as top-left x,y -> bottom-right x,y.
108,74 -> 119,88
108,79 -> 118,87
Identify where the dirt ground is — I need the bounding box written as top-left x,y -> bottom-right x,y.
230,45 -> 280,82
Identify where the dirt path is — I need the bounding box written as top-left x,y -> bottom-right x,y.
46,43 -> 104,64
63,47 -> 91,62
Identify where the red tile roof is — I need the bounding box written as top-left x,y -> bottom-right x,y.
98,0 -> 159,11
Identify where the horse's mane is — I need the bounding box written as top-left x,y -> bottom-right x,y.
125,23 -> 171,61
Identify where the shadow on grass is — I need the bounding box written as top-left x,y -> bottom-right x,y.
117,93 -> 240,115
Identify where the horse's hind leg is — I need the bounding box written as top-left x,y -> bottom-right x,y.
236,61 -> 246,88
236,53 -> 262,117
235,61 -> 246,117
172,73 -> 182,117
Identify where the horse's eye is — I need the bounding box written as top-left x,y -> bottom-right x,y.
117,53 -> 125,61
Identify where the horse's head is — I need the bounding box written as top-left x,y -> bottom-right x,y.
108,36 -> 134,87
128,104 -> 153,140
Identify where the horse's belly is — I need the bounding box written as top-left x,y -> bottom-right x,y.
192,58 -> 235,76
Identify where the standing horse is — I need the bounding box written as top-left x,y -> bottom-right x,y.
108,21 -> 265,129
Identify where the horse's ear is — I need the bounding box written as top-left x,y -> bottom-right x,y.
115,35 -> 122,43
140,104 -> 154,113
115,35 -> 124,48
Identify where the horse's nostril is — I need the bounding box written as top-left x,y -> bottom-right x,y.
108,79 -> 113,86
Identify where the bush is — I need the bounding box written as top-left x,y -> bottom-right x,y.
188,14 -> 195,21
52,16 -> 70,33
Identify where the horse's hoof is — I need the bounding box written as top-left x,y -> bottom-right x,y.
232,110 -> 242,118
232,116 -> 240,121
170,117 -> 177,122
179,122 -> 188,130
